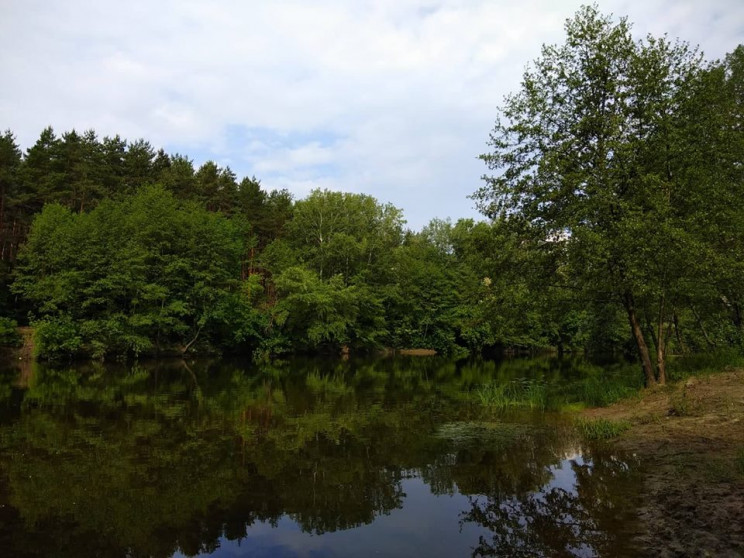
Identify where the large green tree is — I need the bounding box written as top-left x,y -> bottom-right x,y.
284,189 -> 404,284
678,46 -> 744,348
474,6 -> 707,385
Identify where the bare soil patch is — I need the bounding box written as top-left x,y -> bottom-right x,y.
396,348 -> 438,356
583,369 -> 744,557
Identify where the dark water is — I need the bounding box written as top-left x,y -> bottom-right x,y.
0,356 -> 642,557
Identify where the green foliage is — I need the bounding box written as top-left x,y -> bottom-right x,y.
666,350 -> 744,381
273,267 -> 386,351
33,315 -> 82,360
286,188 -> 403,283
474,5 -> 744,383
14,186 -> 266,359
0,316 -> 21,346
558,364 -> 643,408
2,21 -> 743,360
575,418 -> 631,441
476,378 -> 548,411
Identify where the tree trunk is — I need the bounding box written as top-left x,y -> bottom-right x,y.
656,325 -> 667,385
644,311 -> 659,355
673,312 -> 686,354
181,325 -> 203,354
691,305 -> 716,348
733,302 -> 743,347
656,295 -> 667,385
623,290 -> 656,387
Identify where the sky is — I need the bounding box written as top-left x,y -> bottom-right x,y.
1,1 -> 743,230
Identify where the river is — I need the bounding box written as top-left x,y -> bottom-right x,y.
0,355 -> 643,557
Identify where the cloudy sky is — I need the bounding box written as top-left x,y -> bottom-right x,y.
2,1 -> 742,229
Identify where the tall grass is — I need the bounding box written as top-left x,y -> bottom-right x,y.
667,349 -> 744,381
476,378 -> 548,411
559,365 -> 642,408
475,351 -> 744,413
575,417 -> 631,440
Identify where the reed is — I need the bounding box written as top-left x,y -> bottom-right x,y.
575,417 -> 631,440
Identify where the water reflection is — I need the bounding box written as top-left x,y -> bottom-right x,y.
0,356 -> 640,557
462,451 -> 640,558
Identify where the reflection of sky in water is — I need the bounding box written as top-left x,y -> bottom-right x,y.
173,455 -> 619,558
173,477 -> 490,558
544,455 -> 593,558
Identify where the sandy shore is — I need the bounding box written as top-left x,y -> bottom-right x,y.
582,369 -> 744,557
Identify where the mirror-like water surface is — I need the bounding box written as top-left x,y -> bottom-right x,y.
0,356 -> 642,557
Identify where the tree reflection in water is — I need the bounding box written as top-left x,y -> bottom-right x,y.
0,356 -> 642,557
462,450 -> 642,558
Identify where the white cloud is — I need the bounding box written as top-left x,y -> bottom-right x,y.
1,0 -> 743,228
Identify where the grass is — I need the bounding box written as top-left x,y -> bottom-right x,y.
474,351 -> 743,416
475,378 -> 548,411
475,367 -> 639,412
305,371 -> 353,396
564,363 -> 643,407
667,349 -> 744,381
668,387 -> 702,417
435,421 -> 535,450
575,417 -> 631,440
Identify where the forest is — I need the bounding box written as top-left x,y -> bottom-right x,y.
0,7 -> 742,386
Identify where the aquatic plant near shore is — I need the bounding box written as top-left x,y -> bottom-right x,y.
475,378 -> 548,411
575,418 -> 631,440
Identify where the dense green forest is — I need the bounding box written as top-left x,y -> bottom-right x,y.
1,7 -> 742,382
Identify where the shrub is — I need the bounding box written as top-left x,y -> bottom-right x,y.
0,316 -> 21,346
33,315 -> 82,360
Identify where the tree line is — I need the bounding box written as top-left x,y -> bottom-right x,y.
0,125 -> 550,359
1,7 -> 742,381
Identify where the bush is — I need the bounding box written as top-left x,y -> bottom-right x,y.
33,316 -> 82,360
0,316 -> 21,346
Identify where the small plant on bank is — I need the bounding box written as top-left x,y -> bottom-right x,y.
668,387 -> 702,417
575,417 -> 631,440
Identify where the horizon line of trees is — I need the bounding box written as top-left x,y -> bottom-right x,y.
1,6 -> 742,383
0,125 -> 567,360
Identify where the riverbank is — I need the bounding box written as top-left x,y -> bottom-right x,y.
581,368 -> 744,557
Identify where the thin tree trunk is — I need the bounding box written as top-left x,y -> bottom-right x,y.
644,311 -> 659,355
624,290 -> 656,387
691,305 -> 716,348
733,302 -> 743,347
656,295 -> 667,385
673,312 -> 686,354
181,325 -> 203,354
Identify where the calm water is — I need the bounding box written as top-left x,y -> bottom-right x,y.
0,356 -> 642,557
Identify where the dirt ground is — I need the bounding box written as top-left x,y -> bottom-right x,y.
583,368 -> 744,557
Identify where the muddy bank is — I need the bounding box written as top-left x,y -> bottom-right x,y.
583,369 -> 744,557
